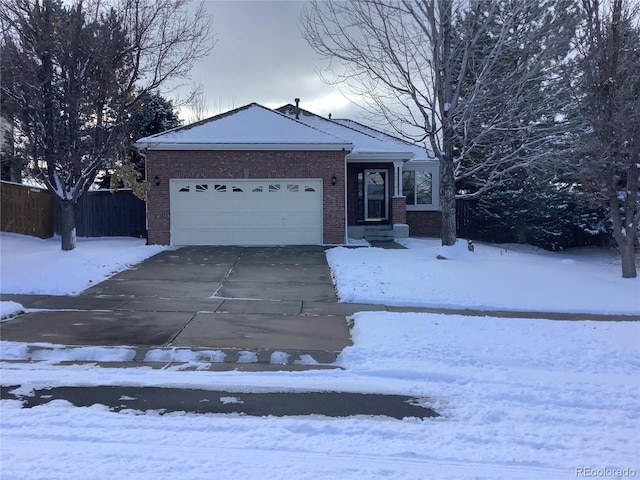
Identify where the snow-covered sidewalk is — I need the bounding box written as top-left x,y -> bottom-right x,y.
1,233 -> 639,479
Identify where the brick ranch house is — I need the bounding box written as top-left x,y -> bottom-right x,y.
135,102 -> 441,246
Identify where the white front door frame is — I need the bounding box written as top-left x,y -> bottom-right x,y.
364,169 -> 389,221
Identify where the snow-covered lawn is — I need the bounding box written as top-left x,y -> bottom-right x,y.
0,232 -> 166,296
1,233 -> 639,479
330,237 -> 640,314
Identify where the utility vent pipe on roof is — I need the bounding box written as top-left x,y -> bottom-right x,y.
294,98 -> 300,119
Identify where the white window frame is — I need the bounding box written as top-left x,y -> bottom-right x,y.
402,163 -> 440,211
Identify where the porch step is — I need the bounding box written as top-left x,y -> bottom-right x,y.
368,240 -> 406,249
363,225 -> 394,242
366,236 -> 394,242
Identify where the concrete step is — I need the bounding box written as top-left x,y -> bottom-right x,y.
365,236 -> 394,242
363,227 -> 394,242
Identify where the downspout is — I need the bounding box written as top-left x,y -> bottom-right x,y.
344,149 -> 348,245
140,147 -> 150,244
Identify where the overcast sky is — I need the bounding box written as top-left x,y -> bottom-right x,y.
174,1 -> 364,122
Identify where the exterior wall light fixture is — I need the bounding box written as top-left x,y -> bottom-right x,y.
154,175 -> 160,186
331,174 -> 337,186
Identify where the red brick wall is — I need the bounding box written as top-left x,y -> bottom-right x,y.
391,196 -> 406,224
146,150 -> 346,245
406,211 -> 442,237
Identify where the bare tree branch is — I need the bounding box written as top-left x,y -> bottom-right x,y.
301,0 -> 579,245
575,0 -> 640,277
0,0 -> 214,250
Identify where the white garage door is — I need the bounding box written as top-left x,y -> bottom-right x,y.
170,179 -> 323,246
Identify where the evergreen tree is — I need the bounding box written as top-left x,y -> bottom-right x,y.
470,172 -> 609,250
98,92 -> 181,196
573,0 -> 640,277
451,1 -> 598,250
452,1 -> 578,196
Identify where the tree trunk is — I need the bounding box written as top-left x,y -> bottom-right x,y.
439,0 -> 457,247
619,238 -> 638,279
440,158 -> 457,246
59,201 -> 77,251
608,162 -> 638,278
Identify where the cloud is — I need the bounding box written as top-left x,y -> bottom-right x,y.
181,3 -> 328,104
171,1 -> 370,125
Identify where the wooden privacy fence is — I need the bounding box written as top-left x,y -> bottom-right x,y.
1,181 -> 55,238
54,189 -> 146,238
1,181 -> 146,239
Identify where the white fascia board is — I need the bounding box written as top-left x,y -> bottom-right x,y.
345,152 -> 414,163
404,159 -> 440,168
136,142 -> 353,152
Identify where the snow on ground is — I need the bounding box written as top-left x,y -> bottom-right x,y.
329,237 -> 640,314
0,232 -> 166,295
1,233 -> 639,479
0,301 -> 24,321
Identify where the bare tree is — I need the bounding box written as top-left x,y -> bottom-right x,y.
185,83 -> 237,123
302,0 -> 579,246
0,0 -> 213,250
575,0 -> 639,277
187,84 -> 211,123
0,105 -> 21,182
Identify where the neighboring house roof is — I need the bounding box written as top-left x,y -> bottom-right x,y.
135,103 -> 352,151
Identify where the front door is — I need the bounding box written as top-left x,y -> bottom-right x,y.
364,169 -> 388,221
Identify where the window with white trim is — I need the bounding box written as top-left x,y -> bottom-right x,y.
402,170 -> 432,206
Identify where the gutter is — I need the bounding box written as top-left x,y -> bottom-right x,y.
135,142 -> 354,152
345,152 -> 414,162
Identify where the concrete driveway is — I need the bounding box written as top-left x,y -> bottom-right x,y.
0,246 -> 368,369
83,245 -> 338,302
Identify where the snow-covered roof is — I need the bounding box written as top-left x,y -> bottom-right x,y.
136,102 -> 436,163
331,118 -> 436,163
135,103 -> 352,151
277,105 -> 415,159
